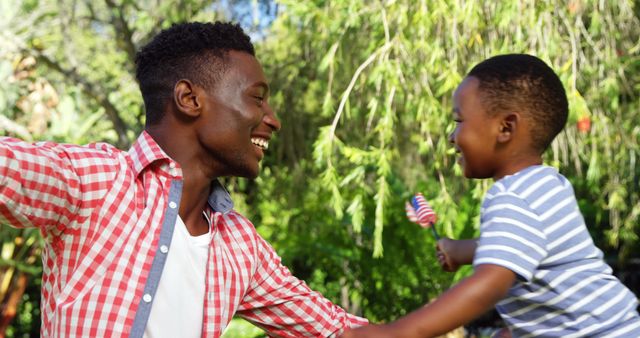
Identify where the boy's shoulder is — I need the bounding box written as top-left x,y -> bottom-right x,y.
484,165 -> 576,214
489,165 -> 566,196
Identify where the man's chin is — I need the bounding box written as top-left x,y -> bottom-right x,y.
245,172 -> 259,180
237,166 -> 260,180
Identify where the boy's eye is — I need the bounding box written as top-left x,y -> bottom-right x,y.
253,96 -> 264,105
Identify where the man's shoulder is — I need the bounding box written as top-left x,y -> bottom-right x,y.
221,210 -> 260,236
66,140 -> 124,155
217,210 -> 273,257
54,141 -> 130,172
1,137 -> 127,165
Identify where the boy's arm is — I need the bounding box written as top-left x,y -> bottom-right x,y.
340,264 -> 515,338
437,238 -> 478,272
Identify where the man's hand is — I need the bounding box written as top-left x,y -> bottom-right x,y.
491,327 -> 512,338
339,323 -> 395,338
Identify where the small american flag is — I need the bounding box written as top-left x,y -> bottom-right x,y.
405,193 -> 440,239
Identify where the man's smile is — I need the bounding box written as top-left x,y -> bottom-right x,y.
251,137 -> 269,150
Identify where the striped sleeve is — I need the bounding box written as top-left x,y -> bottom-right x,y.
474,193 -> 547,281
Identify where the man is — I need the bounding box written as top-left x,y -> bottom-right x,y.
0,22 -> 366,337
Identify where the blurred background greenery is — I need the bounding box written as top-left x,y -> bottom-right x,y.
0,0 -> 639,337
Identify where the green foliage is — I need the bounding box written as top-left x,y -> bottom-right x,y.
7,278 -> 41,338
247,164 -> 472,321
220,318 -> 266,338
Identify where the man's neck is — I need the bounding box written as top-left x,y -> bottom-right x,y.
179,175 -> 213,236
145,124 -> 215,236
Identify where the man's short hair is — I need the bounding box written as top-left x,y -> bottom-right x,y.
135,22 -> 255,125
467,54 -> 569,153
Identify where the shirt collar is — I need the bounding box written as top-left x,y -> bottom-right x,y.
208,180 -> 234,214
128,131 -> 172,177
129,131 -> 234,214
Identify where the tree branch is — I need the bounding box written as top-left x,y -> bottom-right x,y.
29,50 -> 131,149
104,0 -> 137,68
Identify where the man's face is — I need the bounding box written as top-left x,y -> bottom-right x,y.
197,51 -> 280,179
449,76 -> 500,179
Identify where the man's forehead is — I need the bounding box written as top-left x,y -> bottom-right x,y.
225,50 -> 262,69
197,50 -> 262,88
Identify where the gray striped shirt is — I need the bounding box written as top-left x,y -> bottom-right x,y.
474,165 -> 640,337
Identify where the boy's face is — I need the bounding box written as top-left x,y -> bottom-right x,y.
449,76 -> 502,179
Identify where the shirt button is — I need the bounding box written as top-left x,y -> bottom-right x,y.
143,294 -> 152,303
169,201 -> 177,209
169,162 -> 176,169
160,245 -> 169,254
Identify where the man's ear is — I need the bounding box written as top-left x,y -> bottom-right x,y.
497,113 -> 519,143
174,79 -> 202,118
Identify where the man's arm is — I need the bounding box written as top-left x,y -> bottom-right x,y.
236,235 -> 367,337
340,264 -> 515,338
0,138 -> 87,230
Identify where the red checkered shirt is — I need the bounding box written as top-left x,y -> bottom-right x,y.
0,132 -> 367,337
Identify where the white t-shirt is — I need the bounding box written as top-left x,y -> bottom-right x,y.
144,216 -> 210,338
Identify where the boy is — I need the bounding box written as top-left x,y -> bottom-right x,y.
340,54 -> 640,337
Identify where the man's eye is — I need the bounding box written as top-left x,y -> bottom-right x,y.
254,96 -> 264,105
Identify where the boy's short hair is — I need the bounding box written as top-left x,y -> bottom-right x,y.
468,54 -> 568,153
135,22 -> 255,125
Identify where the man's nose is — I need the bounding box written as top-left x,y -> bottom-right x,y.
264,104 -> 281,132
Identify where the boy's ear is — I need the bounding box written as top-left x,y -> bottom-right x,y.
174,79 -> 202,118
497,113 -> 519,143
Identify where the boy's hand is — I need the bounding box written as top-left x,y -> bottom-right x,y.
436,238 -> 478,272
436,237 -> 461,272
